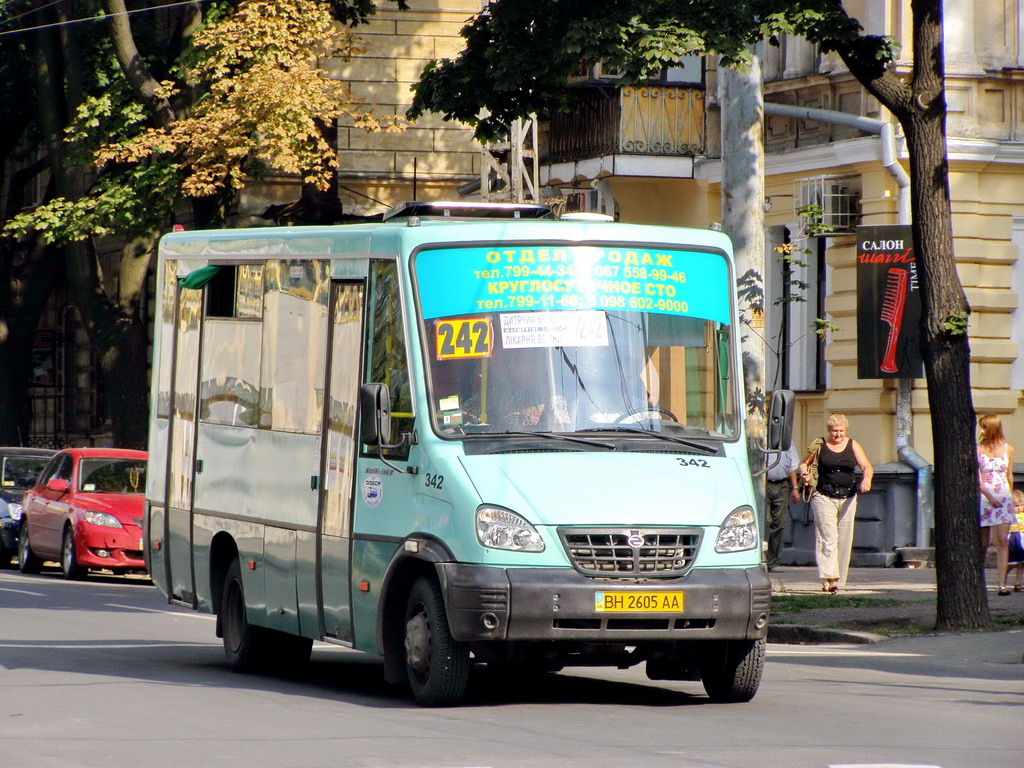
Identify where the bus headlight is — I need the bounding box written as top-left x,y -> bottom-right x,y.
715,506 -> 758,553
476,505 -> 545,552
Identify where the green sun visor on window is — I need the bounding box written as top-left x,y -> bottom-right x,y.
179,265 -> 222,289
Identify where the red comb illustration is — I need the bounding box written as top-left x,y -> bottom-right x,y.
880,268 -> 908,373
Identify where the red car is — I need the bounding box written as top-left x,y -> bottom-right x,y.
19,447 -> 148,579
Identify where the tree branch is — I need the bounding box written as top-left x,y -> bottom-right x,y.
103,0 -> 176,128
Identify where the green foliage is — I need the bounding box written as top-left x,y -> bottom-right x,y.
943,311 -> 969,336
814,317 -> 839,338
5,159 -> 181,244
769,203 -> 836,352
4,0 -> 399,245
409,0 -> 900,140
796,202 -> 833,238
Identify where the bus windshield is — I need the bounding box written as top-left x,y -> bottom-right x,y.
414,243 -> 737,440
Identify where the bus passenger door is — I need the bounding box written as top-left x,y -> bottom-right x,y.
164,286 -> 203,605
317,281 -> 365,642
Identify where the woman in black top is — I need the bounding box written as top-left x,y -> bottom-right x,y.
797,413 -> 873,594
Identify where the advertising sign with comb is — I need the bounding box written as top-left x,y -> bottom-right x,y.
856,225 -> 923,379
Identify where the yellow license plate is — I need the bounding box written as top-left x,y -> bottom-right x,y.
594,591 -> 684,613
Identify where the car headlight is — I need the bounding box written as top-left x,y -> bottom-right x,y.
83,510 -> 123,528
476,505 -> 545,552
7,502 -> 22,521
715,506 -> 758,553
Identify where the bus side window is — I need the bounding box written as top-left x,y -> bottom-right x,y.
365,260 -> 413,461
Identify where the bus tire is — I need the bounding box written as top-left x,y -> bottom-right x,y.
221,559 -> 271,673
698,638 -> 765,703
403,576 -> 470,707
18,523 -> 42,574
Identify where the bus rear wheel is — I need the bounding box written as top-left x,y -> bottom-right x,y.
221,559 -> 271,673
404,576 -> 470,707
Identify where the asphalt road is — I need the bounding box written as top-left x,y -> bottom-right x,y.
1,567 -> 1021,768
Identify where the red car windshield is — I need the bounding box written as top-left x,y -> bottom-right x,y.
77,459 -> 146,494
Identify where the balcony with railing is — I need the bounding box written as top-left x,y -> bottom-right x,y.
547,85 -> 705,164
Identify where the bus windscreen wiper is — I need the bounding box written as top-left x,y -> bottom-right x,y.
573,427 -> 717,454
485,431 -> 616,450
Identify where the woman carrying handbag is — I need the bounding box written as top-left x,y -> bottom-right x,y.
798,414 -> 873,594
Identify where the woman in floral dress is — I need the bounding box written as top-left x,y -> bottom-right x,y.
978,413 -> 1016,595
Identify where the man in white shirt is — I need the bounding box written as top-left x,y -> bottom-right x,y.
765,441 -> 800,571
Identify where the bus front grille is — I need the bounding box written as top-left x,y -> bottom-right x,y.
557,528 -> 701,577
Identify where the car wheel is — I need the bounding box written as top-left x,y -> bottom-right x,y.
221,558 -> 272,673
698,638 -> 765,703
403,576 -> 470,707
0,545 -> 15,570
17,522 -> 42,574
61,526 -> 87,580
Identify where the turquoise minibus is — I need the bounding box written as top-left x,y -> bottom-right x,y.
144,201 -> 791,706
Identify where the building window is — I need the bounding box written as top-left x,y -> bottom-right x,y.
766,225 -> 827,392
1011,217 -> 1024,389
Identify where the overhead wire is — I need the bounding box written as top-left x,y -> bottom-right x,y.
0,0 -> 213,38
0,0 -> 69,27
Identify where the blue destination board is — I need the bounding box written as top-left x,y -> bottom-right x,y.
415,245 -> 730,324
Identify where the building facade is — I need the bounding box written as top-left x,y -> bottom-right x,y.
25,1 -> 1024,563
313,0 -> 1024,562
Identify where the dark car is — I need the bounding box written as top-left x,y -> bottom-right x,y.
19,447 -> 148,579
0,447 -> 57,568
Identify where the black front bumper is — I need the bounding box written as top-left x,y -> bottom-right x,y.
436,563 -> 771,643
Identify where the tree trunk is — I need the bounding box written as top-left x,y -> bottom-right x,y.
833,0 -> 988,628
63,233 -> 153,450
31,8 -> 156,450
904,113 -> 988,628
839,0 -> 989,629
900,2 -> 989,629
721,54 -> 767,500
99,314 -> 151,450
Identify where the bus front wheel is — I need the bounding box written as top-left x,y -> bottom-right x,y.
698,638 -> 765,703
403,576 -> 470,707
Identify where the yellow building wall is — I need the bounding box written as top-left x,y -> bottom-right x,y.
772,159 -> 1024,466
332,0 -> 484,215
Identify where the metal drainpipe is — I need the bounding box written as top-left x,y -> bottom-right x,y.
764,102 -> 932,547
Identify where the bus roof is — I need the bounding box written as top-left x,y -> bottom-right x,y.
157,212 -> 734,262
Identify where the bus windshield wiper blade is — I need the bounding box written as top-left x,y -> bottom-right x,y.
574,427 -> 717,454
487,431 -> 616,450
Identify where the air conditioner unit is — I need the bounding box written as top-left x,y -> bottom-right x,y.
794,176 -> 860,235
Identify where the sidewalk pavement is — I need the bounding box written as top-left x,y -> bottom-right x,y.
766,565 -> 1024,664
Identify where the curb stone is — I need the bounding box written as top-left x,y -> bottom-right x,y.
768,623 -> 888,645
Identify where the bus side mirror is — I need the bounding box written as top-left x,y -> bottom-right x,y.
766,389 -> 795,451
360,383 -> 393,447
